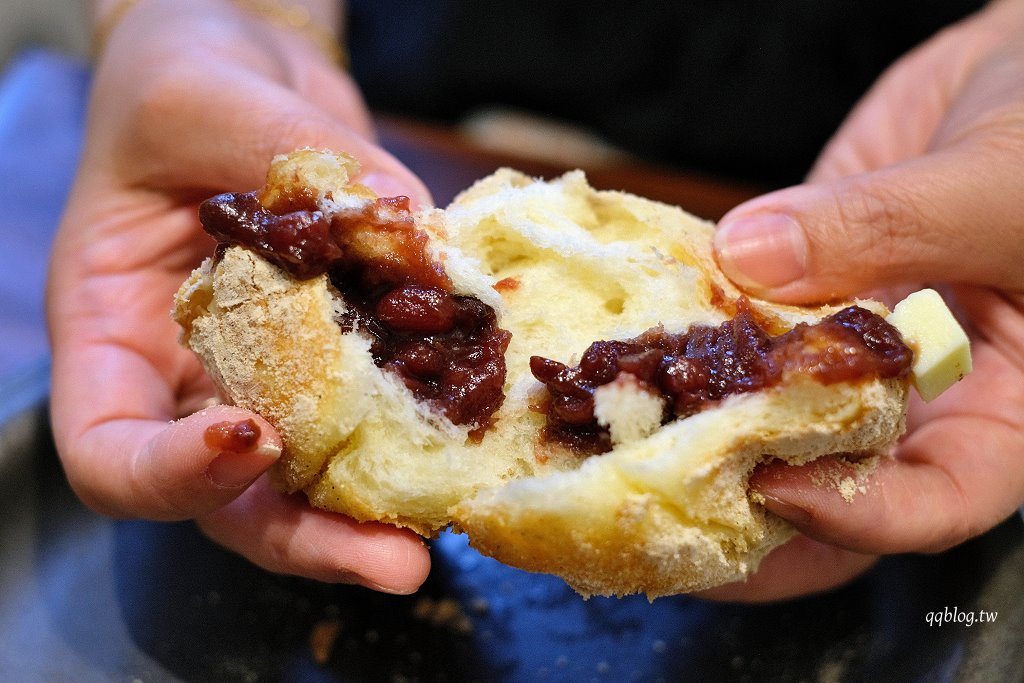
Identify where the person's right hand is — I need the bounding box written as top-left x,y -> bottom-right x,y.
704,0 -> 1024,601
48,0 -> 432,593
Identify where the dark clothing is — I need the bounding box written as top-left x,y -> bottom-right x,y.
348,0 -> 984,185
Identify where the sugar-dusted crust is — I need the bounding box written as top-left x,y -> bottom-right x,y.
455,377 -> 905,597
174,248 -> 372,493
173,151 -> 909,596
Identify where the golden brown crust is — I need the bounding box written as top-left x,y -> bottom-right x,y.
173,247 -> 371,492
173,151 -> 910,597
455,378 -> 907,597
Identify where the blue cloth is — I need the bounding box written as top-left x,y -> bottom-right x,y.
0,50 -> 88,416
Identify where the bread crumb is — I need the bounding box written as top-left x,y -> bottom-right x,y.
470,596 -> 490,614
309,618 -> 342,665
810,454 -> 880,503
412,596 -> 473,635
836,476 -> 868,503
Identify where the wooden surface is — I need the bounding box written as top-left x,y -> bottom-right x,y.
0,51 -> 87,385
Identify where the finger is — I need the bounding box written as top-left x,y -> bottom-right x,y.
805,16 -> 975,185
115,62 -> 431,206
750,456 -> 962,555
297,61 -> 376,142
54,373 -> 282,521
696,535 -> 878,603
198,477 -> 432,594
712,142 -> 1024,303
750,412 -> 1024,555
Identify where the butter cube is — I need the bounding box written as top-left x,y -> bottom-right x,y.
887,289 -> 972,401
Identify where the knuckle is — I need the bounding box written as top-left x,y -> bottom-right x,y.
816,177 -> 933,285
842,179 -> 926,263
111,67 -> 200,185
263,520 -> 302,574
127,449 -> 198,521
125,68 -> 196,143
259,112 -> 338,162
57,441 -> 129,519
898,459 -> 978,554
920,467 -> 979,554
919,519 -> 976,554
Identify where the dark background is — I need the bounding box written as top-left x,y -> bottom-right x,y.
350,0 -> 986,185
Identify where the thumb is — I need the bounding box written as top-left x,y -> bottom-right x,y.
713,145 -> 1024,303
62,404 -> 283,521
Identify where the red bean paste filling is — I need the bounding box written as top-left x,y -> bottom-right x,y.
530,300 -> 912,455
204,418 -> 262,453
198,190 -> 912,453
199,191 -> 510,433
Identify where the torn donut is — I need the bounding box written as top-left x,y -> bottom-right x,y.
173,149 -> 965,597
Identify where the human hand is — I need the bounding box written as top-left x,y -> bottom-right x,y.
48,0 -> 431,593
705,0 -> 1024,601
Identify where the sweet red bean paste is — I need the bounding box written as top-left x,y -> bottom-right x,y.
200,191 -> 510,432
204,418 -> 262,453
198,188 -> 911,452
530,300 -> 912,454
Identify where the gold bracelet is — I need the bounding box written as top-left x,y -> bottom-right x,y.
233,0 -> 349,68
92,0 -> 348,68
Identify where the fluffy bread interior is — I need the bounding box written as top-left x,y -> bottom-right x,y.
173,151 -> 908,597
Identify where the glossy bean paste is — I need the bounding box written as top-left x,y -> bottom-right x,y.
530,300 -> 912,454
200,191 -> 510,435
200,191 -> 911,453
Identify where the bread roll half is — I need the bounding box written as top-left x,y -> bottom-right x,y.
173,150 -> 909,597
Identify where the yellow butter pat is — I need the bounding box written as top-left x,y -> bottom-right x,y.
887,289 -> 971,401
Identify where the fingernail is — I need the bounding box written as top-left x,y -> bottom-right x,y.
361,579 -> 417,595
715,213 -> 807,290
758,492 -> 814,526
206,442 -> 281,489
329,569 -> 411,594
